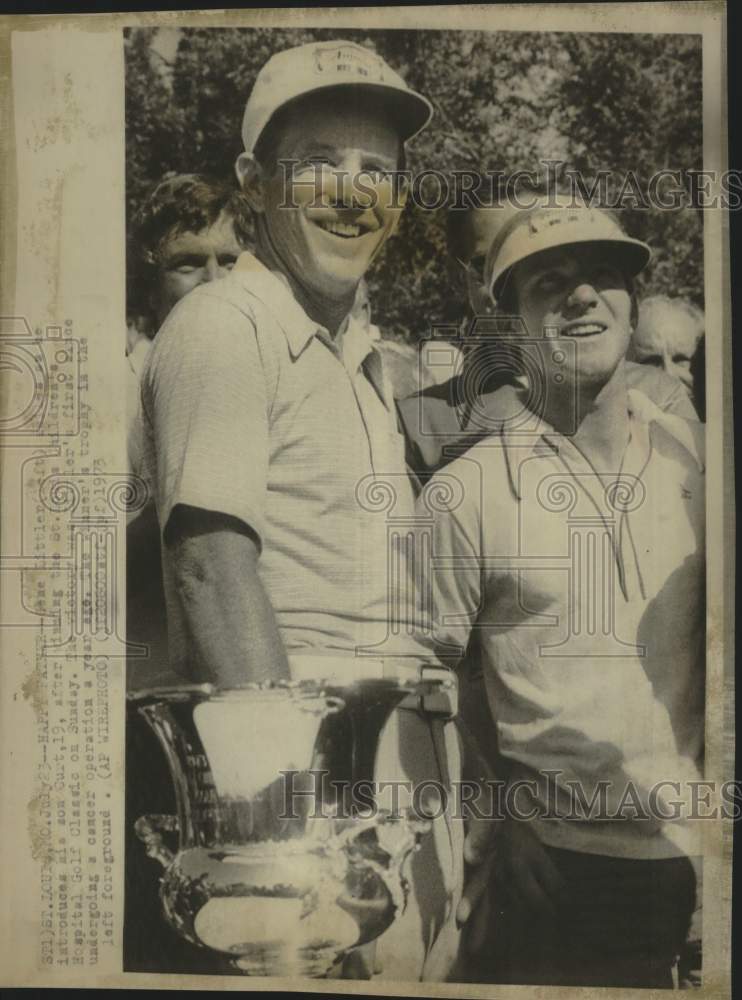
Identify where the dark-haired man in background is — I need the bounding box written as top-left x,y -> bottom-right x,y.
126,172 -> 254,478
126,173 -> 255,684
124,175 -> 257,972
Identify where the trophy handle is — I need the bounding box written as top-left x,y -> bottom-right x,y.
134,813 -> 179,868
331,810 -> 430,862
330,810 -> 432,936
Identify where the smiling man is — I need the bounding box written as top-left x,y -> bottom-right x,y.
141,39 -> 431,686
138,41 -> 469,981
397,195 -> 698,484
420,201 -> 705,987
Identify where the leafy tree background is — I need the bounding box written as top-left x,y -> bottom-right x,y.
125,26 -> 703,341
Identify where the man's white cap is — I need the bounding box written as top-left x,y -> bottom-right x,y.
487,196 -> 651,300
241,40 -> 433,154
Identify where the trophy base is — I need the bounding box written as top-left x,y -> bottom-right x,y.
160,837 -> 400,977
192,894 -> 359,977
231,940 -> 345,978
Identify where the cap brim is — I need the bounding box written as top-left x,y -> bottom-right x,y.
355,82 -> 433,142
492,235 -> 651,299
269,81 -> 433,145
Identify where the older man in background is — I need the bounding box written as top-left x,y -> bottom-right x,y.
629,293 -> 705,411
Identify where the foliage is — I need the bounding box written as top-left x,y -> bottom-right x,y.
125,26 -> 704,340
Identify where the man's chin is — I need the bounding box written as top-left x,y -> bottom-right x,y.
311,254 -> 371,296
570,358 -> 626,392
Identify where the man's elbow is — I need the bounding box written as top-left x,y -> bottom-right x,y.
166,506 -> 261,605
171,548 -> 215,606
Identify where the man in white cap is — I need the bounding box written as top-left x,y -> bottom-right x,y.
139,40 -> 476,981
397,194 -> 698,484
419,199 -> 705,987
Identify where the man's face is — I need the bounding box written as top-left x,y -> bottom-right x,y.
153,211 -> 243,326
631,307 -> 700,391
511,244 -> 634,390
256,97 -> 404,302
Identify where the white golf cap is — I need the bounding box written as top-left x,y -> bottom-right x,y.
487,198 -> 651,300
241,40 -> 433,154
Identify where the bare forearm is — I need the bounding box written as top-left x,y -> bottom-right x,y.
177,563 -> 290,686
167,508 -> 290,687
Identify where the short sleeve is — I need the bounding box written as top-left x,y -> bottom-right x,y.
142,287 -> 270,543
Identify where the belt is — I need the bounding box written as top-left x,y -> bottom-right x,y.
288,655 -> 457,718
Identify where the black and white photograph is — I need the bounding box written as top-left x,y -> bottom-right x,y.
122,18 -> 717,989
0,5 -> 734,996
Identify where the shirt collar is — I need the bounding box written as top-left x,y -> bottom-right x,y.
500,386 -> 703,501
233,251 -> 321,358
339,318 -> 392,410
626,388 -> 704,472
499,407 -> 556,499
232,251 -> 390,409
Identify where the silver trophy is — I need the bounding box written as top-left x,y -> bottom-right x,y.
129,674 -> 453,976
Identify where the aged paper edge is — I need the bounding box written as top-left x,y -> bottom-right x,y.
0,4 -> 733,997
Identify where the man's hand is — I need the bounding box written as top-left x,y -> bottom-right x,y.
455,805 -> 499,956
455,807 -> 498,925
453,714 -> 500,947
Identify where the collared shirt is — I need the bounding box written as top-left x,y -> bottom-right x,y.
420,390 -> 705,859
397,360 -> 699,483
141,252 -> 419,673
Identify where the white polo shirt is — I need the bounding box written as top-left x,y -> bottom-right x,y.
141,252 -> 421,674
420,389 -> 705,859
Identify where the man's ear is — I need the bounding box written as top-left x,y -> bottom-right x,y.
235,153 -> 266,213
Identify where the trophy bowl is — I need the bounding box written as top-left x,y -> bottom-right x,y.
127,677 -> 440,977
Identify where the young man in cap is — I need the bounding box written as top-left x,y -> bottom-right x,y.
397,196 -> 698,483
138,41 -> 476,981
419,199 -> 704,987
